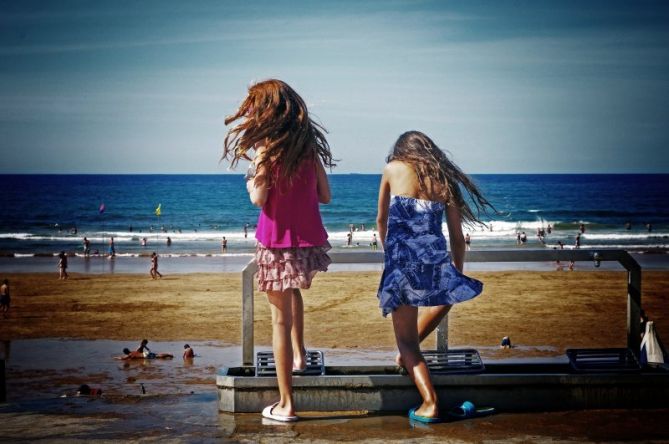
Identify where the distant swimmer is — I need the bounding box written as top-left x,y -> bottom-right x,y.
465,233 -> 471,250
221,236 -> 228,252
625,221 -> 632,230
141,237 -> 147,247
520,232 -> 527,244
183,344 -> 195,359
243,223 -> 249,238
646,223 -> 653,233
347,231 -> 352,246
516,232 -> 521,245
557,240 -> 564,249
547,224 -> 552,234
83,237 -> 91,257
166,236 -> 172,247
579,223 -> 585,234
575,233 -> 581,249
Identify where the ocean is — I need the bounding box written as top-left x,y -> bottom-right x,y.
1,174 -> 668,259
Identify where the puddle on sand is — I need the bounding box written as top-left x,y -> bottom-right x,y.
1,339 -> 568,404
1,339 -> 400,402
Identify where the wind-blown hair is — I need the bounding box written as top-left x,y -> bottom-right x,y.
223,79 -> 335,185
388,131 -> 496,226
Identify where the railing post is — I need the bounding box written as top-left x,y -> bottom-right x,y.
627,264 -> 642,359
242,260 -> 257,367
0,359 -> 5,403
436,316 -> 448,352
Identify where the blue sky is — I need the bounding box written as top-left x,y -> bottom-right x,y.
1,0 -> 668,174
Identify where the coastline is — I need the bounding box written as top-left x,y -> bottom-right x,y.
1,249 -> 668,275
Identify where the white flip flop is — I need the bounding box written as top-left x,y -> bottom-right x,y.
261,402 -> 298,423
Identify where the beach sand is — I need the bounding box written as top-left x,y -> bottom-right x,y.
2,270 -> 669,442
2,270 -> 668,352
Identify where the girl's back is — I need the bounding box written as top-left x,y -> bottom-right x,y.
384,160 -> 445,203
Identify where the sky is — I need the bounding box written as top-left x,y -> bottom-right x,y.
1,0 -> 668,174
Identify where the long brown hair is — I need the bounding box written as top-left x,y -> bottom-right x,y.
388,131 -> 496,226
223,79 -> 335,184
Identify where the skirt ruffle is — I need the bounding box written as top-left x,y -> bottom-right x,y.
256,242 -> 331,292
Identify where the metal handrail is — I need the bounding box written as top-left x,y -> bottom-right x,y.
241,249 -> 641,366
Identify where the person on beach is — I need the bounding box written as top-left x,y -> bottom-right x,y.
115,347 -> 173,360
108,237 -> 116,258
150,252 -> 162,279
0,279 -> 10,318
346,231 -> 352,246
575,233 -> 581,249
221,236 -> 228,252
371,233 -> 379,250
465,233 -> 471,250
166,236 -> 172,247
58,251 -> 69,280
223,79 -> 335,422
376,131 -> 494,423
243,223 -> 249,238
83,237 -> 91,257
137,339 -> 151,355
183,344 -> 195,359
579,223 -> 585,234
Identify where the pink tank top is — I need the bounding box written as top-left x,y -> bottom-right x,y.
255,159 -> 328,248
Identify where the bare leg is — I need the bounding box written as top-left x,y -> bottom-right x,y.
291,289 -> 307,370
266,289 -> 296,417
392,305 -> 439,418
396,305 -> 452,367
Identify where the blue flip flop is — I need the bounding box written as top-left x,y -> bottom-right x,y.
408,407 -> 442,424
448,401 -> 496,419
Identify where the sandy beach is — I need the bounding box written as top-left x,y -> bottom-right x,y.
2,270 -> 669,442
2,270 -> 668,351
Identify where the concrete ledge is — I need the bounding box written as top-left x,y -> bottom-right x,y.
217,364 -> 669,413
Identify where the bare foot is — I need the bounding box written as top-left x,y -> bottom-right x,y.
293,348 -> 307,371
413,402 -> 439,419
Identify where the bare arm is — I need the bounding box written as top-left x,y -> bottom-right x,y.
315,158 -> 331,204
376,170 -> 391,249
247,147 -> 269,207
445,204 -> 466,272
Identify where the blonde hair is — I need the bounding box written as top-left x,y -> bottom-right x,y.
223,79 -> 335,185
388,131 -> 496,226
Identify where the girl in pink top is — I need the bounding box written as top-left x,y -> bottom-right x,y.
223,79 -> 334,422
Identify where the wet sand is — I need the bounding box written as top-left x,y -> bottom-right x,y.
2,270 -> 669,442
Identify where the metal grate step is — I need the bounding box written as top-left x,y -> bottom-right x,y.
421,348 -> 485,374
566,348 -> 641,373
256,350 -> 325,377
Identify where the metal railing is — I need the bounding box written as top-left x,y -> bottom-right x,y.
240,249 -> 641,366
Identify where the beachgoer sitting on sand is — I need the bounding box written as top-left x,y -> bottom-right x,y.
500,336 -> 512,349
77,384 -> 102,397
116,347 -> 173,360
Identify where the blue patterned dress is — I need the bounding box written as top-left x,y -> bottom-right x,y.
377,195 -> 483,317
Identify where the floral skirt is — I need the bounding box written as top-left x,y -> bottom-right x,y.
256,242 -> 331,292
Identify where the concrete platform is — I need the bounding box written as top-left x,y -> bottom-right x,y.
217,363 -> 669,413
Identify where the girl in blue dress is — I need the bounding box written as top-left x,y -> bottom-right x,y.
376,131 -> 495,422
